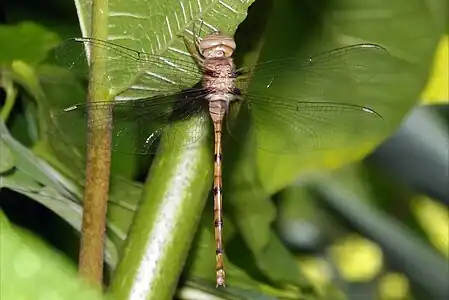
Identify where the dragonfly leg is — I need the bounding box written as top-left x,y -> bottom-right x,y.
182,34 -> 204,68
193,19 -> 204,54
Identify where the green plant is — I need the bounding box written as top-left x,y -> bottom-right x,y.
1,0 -> 447,299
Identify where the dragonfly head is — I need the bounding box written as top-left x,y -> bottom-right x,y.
200,32 -> 236,59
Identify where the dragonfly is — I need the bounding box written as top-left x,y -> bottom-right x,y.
51,28 -> 388,287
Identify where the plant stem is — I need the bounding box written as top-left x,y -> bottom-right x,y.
108,116 -> 212,300
78,0 -> 111,287
0,74 -> 18,122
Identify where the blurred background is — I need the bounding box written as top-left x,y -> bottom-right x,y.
0,0 -> 448,300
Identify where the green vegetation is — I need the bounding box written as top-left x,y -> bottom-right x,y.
1,0 -> 447,299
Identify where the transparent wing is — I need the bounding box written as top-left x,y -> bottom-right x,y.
234,43 -> 389,87
227,43 -> 390,153
50,88 -> 211,155
54,37 -> 204,98
227,94 -> 384,154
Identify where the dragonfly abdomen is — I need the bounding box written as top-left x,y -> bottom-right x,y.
207,95 -> 231,122
197,31 -> 239,288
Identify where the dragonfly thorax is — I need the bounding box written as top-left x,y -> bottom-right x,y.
202,58 -> 236,123
200,32 -> 236,58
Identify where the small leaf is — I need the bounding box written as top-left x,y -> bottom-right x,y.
0,21 -> 60,65
0,120 -> 77,195
10,60 -> 47,106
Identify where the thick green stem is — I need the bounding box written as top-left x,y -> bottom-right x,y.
78,0 -> 111,287
108,117 -> 212,300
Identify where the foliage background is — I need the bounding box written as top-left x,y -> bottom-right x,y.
0,0 -> 448,299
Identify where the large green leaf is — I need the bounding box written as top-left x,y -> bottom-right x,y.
0,212 -> 104,300
67,0 -> 256,97
221,0 -> 446,292
246,0 -> 445,193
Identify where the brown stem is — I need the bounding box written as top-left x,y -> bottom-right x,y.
78,0 -> 110,287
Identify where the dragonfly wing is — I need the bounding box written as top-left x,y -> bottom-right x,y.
228,93 -> 385,154
228,43 -> 392,153
54,37 -> 203,98
235,43 -> 390,89
49,89 -> 211,155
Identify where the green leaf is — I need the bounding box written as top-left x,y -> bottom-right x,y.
0,21 -> 60,65
0,120 -> 119,268
221,0 -> 446,292
68,0 -> 257,98
0,211 -> 104,300
248,0 -> 445,194
222,105 -> 311,289
0,120 -> 79,196
10,60 -> 47,109
0,140 -> 15,173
